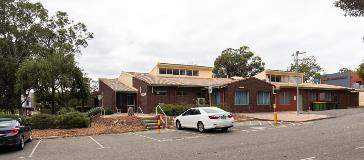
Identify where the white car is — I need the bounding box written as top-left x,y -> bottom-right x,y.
175,107 -> 234,133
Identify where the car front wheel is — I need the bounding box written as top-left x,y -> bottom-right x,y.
176,120 -> 182,130
197,122 -> 205,133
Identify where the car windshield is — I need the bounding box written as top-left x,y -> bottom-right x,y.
0,120 -> 15,127
202,108 -> 225,113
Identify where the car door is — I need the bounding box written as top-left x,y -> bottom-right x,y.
179,109 -> 192,128
189,109 -> 202,129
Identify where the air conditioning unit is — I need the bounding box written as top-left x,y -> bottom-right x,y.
196,98 -> 206,105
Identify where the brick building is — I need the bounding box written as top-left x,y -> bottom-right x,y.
98,64 -> 359,113
255,70 -> 359,111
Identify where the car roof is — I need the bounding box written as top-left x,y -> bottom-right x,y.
0,118 -> 17,121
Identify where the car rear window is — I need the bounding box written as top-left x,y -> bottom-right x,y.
0,120 -> 16,127
202,108 -> 225,113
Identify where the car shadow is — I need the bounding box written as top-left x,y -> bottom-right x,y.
0,147 -> 21,154
177,128 -> 234,135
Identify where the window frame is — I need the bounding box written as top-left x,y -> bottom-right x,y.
176,90 -> 188,96
257,91 -> 271,105
159,68 -> 167,74
234,90 -> 249,106
279,92 -> 291,105
155,91 -> 168,96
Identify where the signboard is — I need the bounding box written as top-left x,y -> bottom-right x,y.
208,86 -> 212,94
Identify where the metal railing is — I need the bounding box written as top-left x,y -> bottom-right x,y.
155,104 -> 167,128
137,106 -> 144,115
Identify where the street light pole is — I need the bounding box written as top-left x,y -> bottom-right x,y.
295,51 -> 305,115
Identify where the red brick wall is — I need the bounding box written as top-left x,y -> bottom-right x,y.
223,78 -> 274,113
99,80 -> 116,112
276,88 -> 358,111
133,77 -> 205,113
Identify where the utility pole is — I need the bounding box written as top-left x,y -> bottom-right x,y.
295,51 -> 305,115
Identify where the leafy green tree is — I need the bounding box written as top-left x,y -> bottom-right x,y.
16,52 -> 90,114
213,45 -> 265,78
289,55 -> 323,83
339,68 -> 352,73
334,0 -> 364,17
0,0 -> 93,112
357,61 -> 364,80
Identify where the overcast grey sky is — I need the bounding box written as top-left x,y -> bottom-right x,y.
35,0 -> 364,79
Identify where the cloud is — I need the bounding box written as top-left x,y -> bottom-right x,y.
34,0 -> 364,79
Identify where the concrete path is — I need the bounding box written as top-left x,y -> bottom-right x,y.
243,111 -> 332,122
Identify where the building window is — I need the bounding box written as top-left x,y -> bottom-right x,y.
155,91 -> 168,96
176,91 -> 188,96
212,91 -> 220,105
268,74 -> 282,82
180,69 -> 186,75
310,93 -> 317,102
186,70 -> 193,76
235,90 -> 249,105
193,70 -> 199,76
257,91 -> 270,105
159,68 -> 167,74
319,92 -> 333,101
279,92 -> 291,105
167,69 -> 172,74
173,69 -> 179,75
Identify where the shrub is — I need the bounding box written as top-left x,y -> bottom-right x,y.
104,108 -> 113,115
0,113 -> 30,125
160,103 -> 193,116
87,107 -> 102,117
31,114 -> 57,129
57,112 -> 89,129
59,107 -> 76,115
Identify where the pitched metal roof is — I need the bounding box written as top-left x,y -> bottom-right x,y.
132,73 -> 236,87
271,82 -> 353,90
99,78 -> 138,92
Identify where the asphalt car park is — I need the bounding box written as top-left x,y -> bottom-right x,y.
2,108 -> 364,160
0,120 -> 315,160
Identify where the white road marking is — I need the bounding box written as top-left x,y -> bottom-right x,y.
249,121 -> 253,126
242,130 -> 250,133
268,121 -> 274,127
258,121 -> 263,125
89,136 -> 111,149
29,139 -> 42,158
355,146 -> 364,149
131,132 -> 162,142
300,157 -> 316,160
250,127 -> 266,131
279,121 -> 287,128
289,122 -> 296,126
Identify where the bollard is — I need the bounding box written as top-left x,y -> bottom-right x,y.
273,112 -> 278,125
157,114 -> 161,134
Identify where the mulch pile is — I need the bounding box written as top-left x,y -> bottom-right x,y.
232,113 -> 253,122
33,115 -> 146,139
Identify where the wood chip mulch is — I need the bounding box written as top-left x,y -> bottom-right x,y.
32,115 -> 146,139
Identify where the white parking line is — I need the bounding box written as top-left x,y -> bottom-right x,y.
89,136 -> 111,149
355,146 -> 364,149
249,121 -> 253,126
279,121 -> 287,128
258,121 -> 263,125
29,139 -> 42,158
300,156 -> 315,160
131,132 -> 162,142
268,121 -> 274,127
289,122 -> 296,126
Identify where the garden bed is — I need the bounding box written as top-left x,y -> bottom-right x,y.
33,115 -> 146,139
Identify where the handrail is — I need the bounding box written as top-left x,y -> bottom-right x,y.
155,104 -> 167,128
100,107 -> 105,117
137,106 -> 144,115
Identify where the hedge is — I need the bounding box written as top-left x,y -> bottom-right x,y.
57,112 -> 89,129
30,114 -> 57,129
160,103 -> 194,116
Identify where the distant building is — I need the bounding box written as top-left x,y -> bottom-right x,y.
321,71 -> 363,90
21,91 -> 35,116
321,71 -> 364,106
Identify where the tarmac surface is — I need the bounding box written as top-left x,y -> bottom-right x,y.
1,108 -> 364,160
